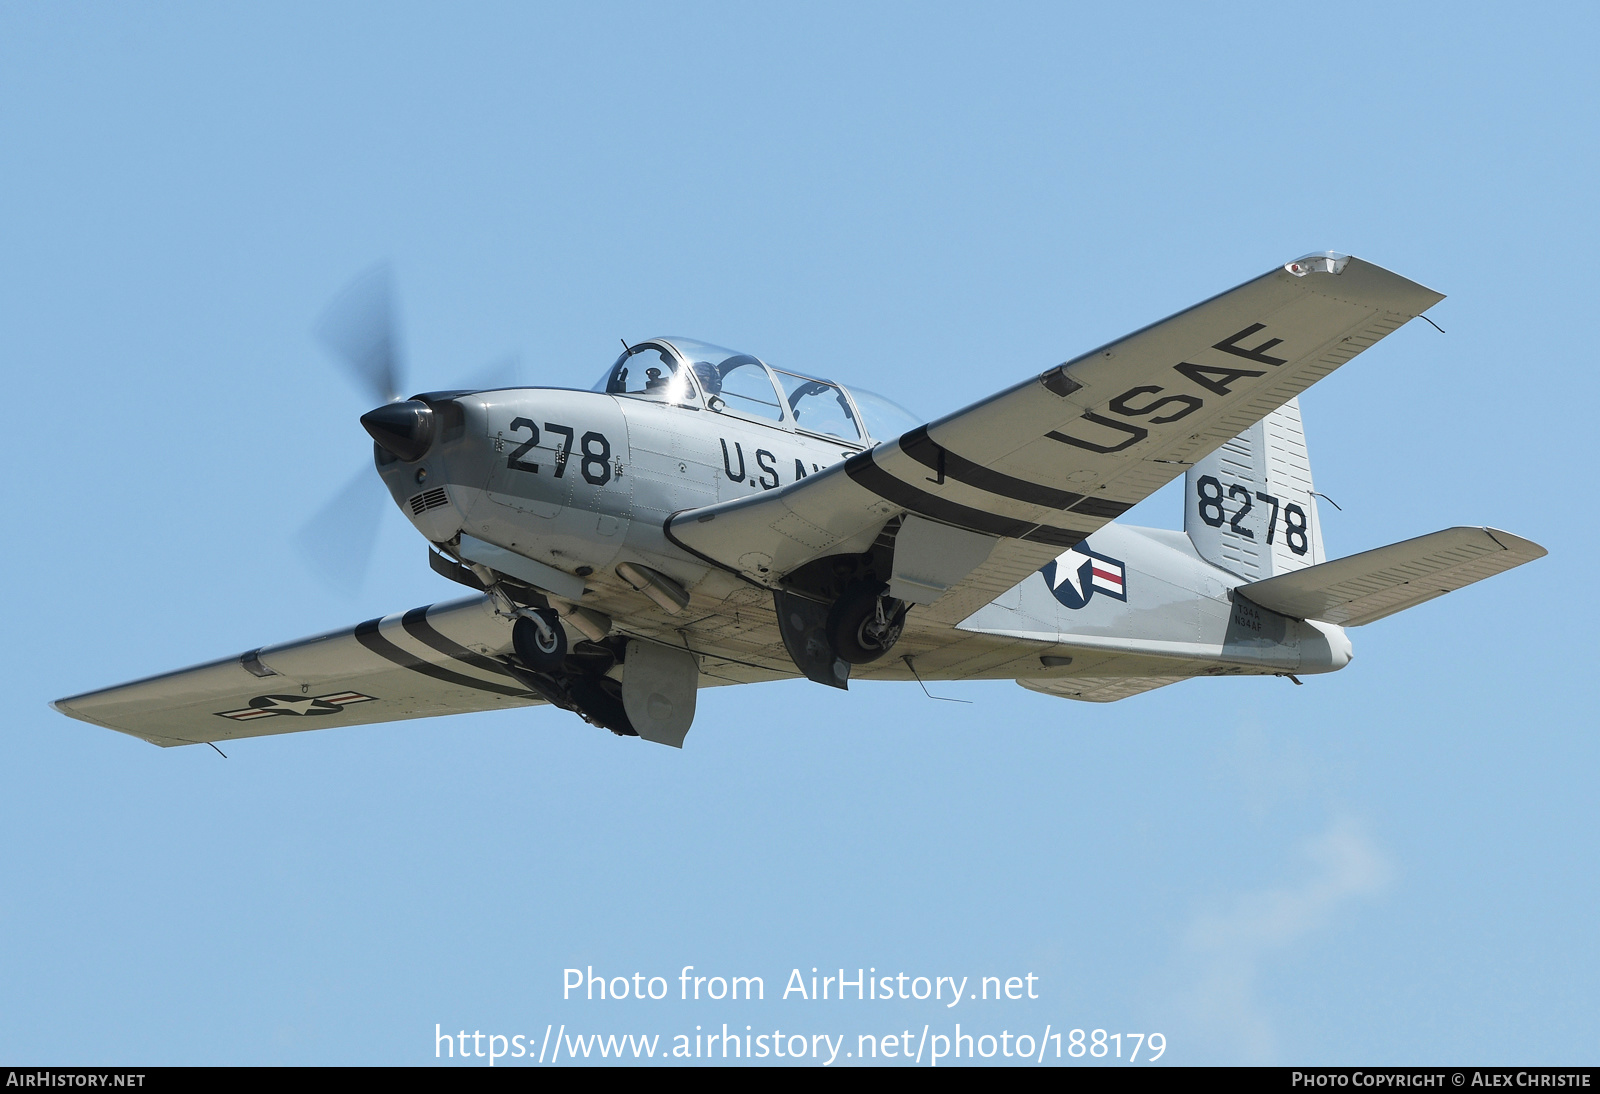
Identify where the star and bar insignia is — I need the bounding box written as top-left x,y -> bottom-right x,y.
214,692 -> 377,721
1040,543 -> 1128,610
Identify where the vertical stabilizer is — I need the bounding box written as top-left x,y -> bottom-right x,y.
1185,397 -> 1326,579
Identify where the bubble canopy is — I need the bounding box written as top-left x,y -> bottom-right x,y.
593,338 -> 922,444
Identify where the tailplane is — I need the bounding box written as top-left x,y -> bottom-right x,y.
1236,527 -> 1545,626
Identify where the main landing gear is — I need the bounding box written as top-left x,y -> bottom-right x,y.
826,580 -> 908,665
773,550 -> 911,688
505,613 -> 635,737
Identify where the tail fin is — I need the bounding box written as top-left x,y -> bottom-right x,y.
1185,397 -> 1325,579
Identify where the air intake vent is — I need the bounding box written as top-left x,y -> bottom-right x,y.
408,487 -> 450,516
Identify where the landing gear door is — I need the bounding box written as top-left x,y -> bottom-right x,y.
621,640 -> 699,748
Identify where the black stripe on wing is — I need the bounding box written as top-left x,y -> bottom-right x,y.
354,617 -> 533,699
896,427 -> 1133,520
844,452 -> 1088,549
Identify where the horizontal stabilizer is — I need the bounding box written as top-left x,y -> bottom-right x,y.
1236,527 -> 1546,626
1019,675 -> 1189,704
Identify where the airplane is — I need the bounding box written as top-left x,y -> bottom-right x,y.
51,252 -> 1546,749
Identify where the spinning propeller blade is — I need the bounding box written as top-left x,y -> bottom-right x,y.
294,464 -> 388,591
315,263 -> 405,405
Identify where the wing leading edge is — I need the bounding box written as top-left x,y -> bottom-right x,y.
52,596 -> 542,747
666,253 -> 1444,625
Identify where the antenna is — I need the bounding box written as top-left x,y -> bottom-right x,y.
902,655 -> 972,703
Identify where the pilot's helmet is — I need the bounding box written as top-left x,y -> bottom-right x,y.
692,361 -> 721,394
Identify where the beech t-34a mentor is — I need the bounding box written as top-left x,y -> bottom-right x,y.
54,252 -> 1546,749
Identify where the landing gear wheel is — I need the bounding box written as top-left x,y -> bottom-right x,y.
513,609 -> 567,672
826,581 -> 908,665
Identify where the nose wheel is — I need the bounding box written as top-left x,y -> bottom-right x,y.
512,608 -> 567,671
826,581 -> 908,664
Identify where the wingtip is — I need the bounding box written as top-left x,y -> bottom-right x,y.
1483,527 -> 1549,560
49,697 -> 112,731
1284,251 -> 1446,313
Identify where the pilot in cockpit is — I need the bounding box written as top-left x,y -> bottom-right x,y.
691,361 -> 722,395
631,349 -> 678,395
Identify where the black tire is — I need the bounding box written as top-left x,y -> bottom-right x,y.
826,581 -> 908,664
513,610 -> 567,672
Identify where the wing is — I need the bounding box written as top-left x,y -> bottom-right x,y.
666,252 -> 1443,626
1236,527 -> 1546,626
1016,646 -> 1234,704
52,596 -> 543,747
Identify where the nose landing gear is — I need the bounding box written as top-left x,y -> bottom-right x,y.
511,608 -> 567,671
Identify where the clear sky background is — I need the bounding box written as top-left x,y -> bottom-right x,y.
2,2 -> 1594,1067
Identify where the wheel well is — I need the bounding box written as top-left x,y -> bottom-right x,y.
777,516 -> 900,604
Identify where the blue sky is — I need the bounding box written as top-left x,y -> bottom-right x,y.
2,2 -> 1594,1065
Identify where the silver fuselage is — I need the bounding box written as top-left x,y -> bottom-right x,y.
379,385 -> 1351,685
